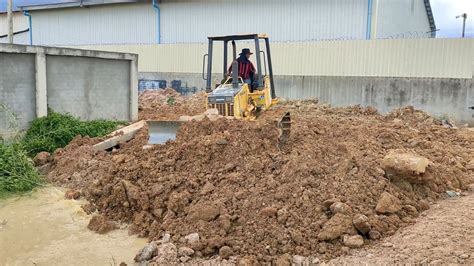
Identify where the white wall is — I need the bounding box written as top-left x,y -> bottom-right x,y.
0,12 -> 30,44
160,0 -> 368,44
77,38 -> 474,79
31,3 -> 156,45
377,0 -> 431,38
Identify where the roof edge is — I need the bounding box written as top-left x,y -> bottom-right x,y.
20,0 -> 146,11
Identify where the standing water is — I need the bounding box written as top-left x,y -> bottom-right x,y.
0,186 -> 147,265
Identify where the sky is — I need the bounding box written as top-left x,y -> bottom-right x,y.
431,0 -> 474,38
0,0 -> 473,38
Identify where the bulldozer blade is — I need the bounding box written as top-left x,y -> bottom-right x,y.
147,120 -> 184,144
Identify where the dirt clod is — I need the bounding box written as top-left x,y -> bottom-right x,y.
33,151 -> 51,166
64,189 -> 80,200
318,213 -> 353,241
375,192 -> 402,214
87,215 -> 117,234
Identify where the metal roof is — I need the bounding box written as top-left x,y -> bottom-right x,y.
208,33 -> 269,41
20,0 -> 145,11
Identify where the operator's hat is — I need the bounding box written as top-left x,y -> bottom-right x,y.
239,48 -> 253,55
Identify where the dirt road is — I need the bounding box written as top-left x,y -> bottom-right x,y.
329,190 -> 474,265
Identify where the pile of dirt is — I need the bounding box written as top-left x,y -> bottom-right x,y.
46,103 -> 474,264
138,88 -> 206,120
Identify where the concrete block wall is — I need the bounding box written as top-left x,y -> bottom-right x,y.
0,53 -> 36,138
46,56 -> 131,120
0,44 -> 138,139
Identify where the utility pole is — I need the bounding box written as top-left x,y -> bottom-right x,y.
7,0 -> 13,44
455,13 -> 467,38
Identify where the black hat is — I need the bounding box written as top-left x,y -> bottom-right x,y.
239,48 -> 253,55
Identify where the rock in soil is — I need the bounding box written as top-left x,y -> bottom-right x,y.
375,192 -> 402,214
184,233 -> 199,244
153,243 -> 177,264
369,230 -> 382,240
178,246 -> 194,257
219,246 -> 233,259
343,235 -> 364,248
134,241 -> 158,262
330,202 -> 352,215
353,214 -> 371,234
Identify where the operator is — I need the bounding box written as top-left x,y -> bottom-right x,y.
228,48 -> 256,86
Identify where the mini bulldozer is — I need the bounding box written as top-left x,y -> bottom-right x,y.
148,33 -> 290,145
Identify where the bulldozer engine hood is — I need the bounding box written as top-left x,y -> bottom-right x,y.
208,84 -> 242,103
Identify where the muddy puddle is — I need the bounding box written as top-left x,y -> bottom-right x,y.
0,186 -> 147,266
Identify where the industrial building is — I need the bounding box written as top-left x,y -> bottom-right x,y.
0,0 -> 436,46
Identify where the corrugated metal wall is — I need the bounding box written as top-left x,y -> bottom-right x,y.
78,38 -> 474,79
160,0 -> 368,43
0,12 -> 30,44
24,0 -> 435,46
31,3 -> 156,45
377,0 -> 432,39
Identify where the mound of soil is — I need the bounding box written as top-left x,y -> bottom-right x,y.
47,103 -> 474,263
138,88 -> 206,120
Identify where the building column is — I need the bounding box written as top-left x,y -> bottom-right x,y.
129,58 -> 138,121
35,53 -> 48,117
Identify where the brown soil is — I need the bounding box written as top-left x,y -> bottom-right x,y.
46,101 -> 474,263
138,88 -> 207,120
329,190 -> 474,265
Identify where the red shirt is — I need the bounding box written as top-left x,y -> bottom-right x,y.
228,58 -> 256,80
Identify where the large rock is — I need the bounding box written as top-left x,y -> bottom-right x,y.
381,151 -> 431,183
343,235 -> 364,248
352,214 -> 371,234
318,213 -> 353,241
375,192 -> 402,214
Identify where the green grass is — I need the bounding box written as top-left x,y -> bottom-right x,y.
0,142 -> 43,193
21,111 -> 123,157
0,111 -> 123,196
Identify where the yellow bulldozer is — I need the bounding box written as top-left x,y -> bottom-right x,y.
148,33 -> 290,144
